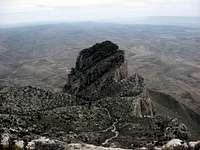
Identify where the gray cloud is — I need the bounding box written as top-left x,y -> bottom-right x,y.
0,0 -> 199,26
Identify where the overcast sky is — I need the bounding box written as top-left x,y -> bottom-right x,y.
0,0 -> 200,26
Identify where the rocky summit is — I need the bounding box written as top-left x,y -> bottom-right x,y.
64,41 -> 128,100
0,41 -> 194,150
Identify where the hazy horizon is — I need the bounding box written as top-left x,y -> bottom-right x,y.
0,0 -> 200,27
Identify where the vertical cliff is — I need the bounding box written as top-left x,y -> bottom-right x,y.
64,41 -> 128,99
64,41 -> 154,118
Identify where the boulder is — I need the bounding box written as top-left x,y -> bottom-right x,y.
27,137 -> 65,150
163,139 -> 188,150
65,143 -> 130,150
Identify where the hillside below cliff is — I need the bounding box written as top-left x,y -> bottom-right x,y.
0,41 -> 197,150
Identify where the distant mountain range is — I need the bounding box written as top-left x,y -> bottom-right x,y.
100,16 -> 200,27
134,16 -> 200,27
0,16 -> 200,28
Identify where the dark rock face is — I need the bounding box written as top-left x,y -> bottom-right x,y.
76,41 -> 120,71
64,41 -> 128,100
64,41 -> 153,119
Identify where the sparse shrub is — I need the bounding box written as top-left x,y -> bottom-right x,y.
147,143 -> 155,150
34,141 -> 65,150
194,142 -> 200,150
162,145 -> 188,150
1,144 -> 23,150
162,147 -> 171,150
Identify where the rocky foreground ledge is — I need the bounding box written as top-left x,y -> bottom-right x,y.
1,135 -> 200,150
0,41 -> 199,150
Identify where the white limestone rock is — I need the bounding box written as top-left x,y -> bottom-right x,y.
27,137 -> 55,149
1,132 -> 10,145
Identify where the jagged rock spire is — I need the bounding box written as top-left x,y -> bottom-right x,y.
64,41 -> 128,99
64,41 -> 154,118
